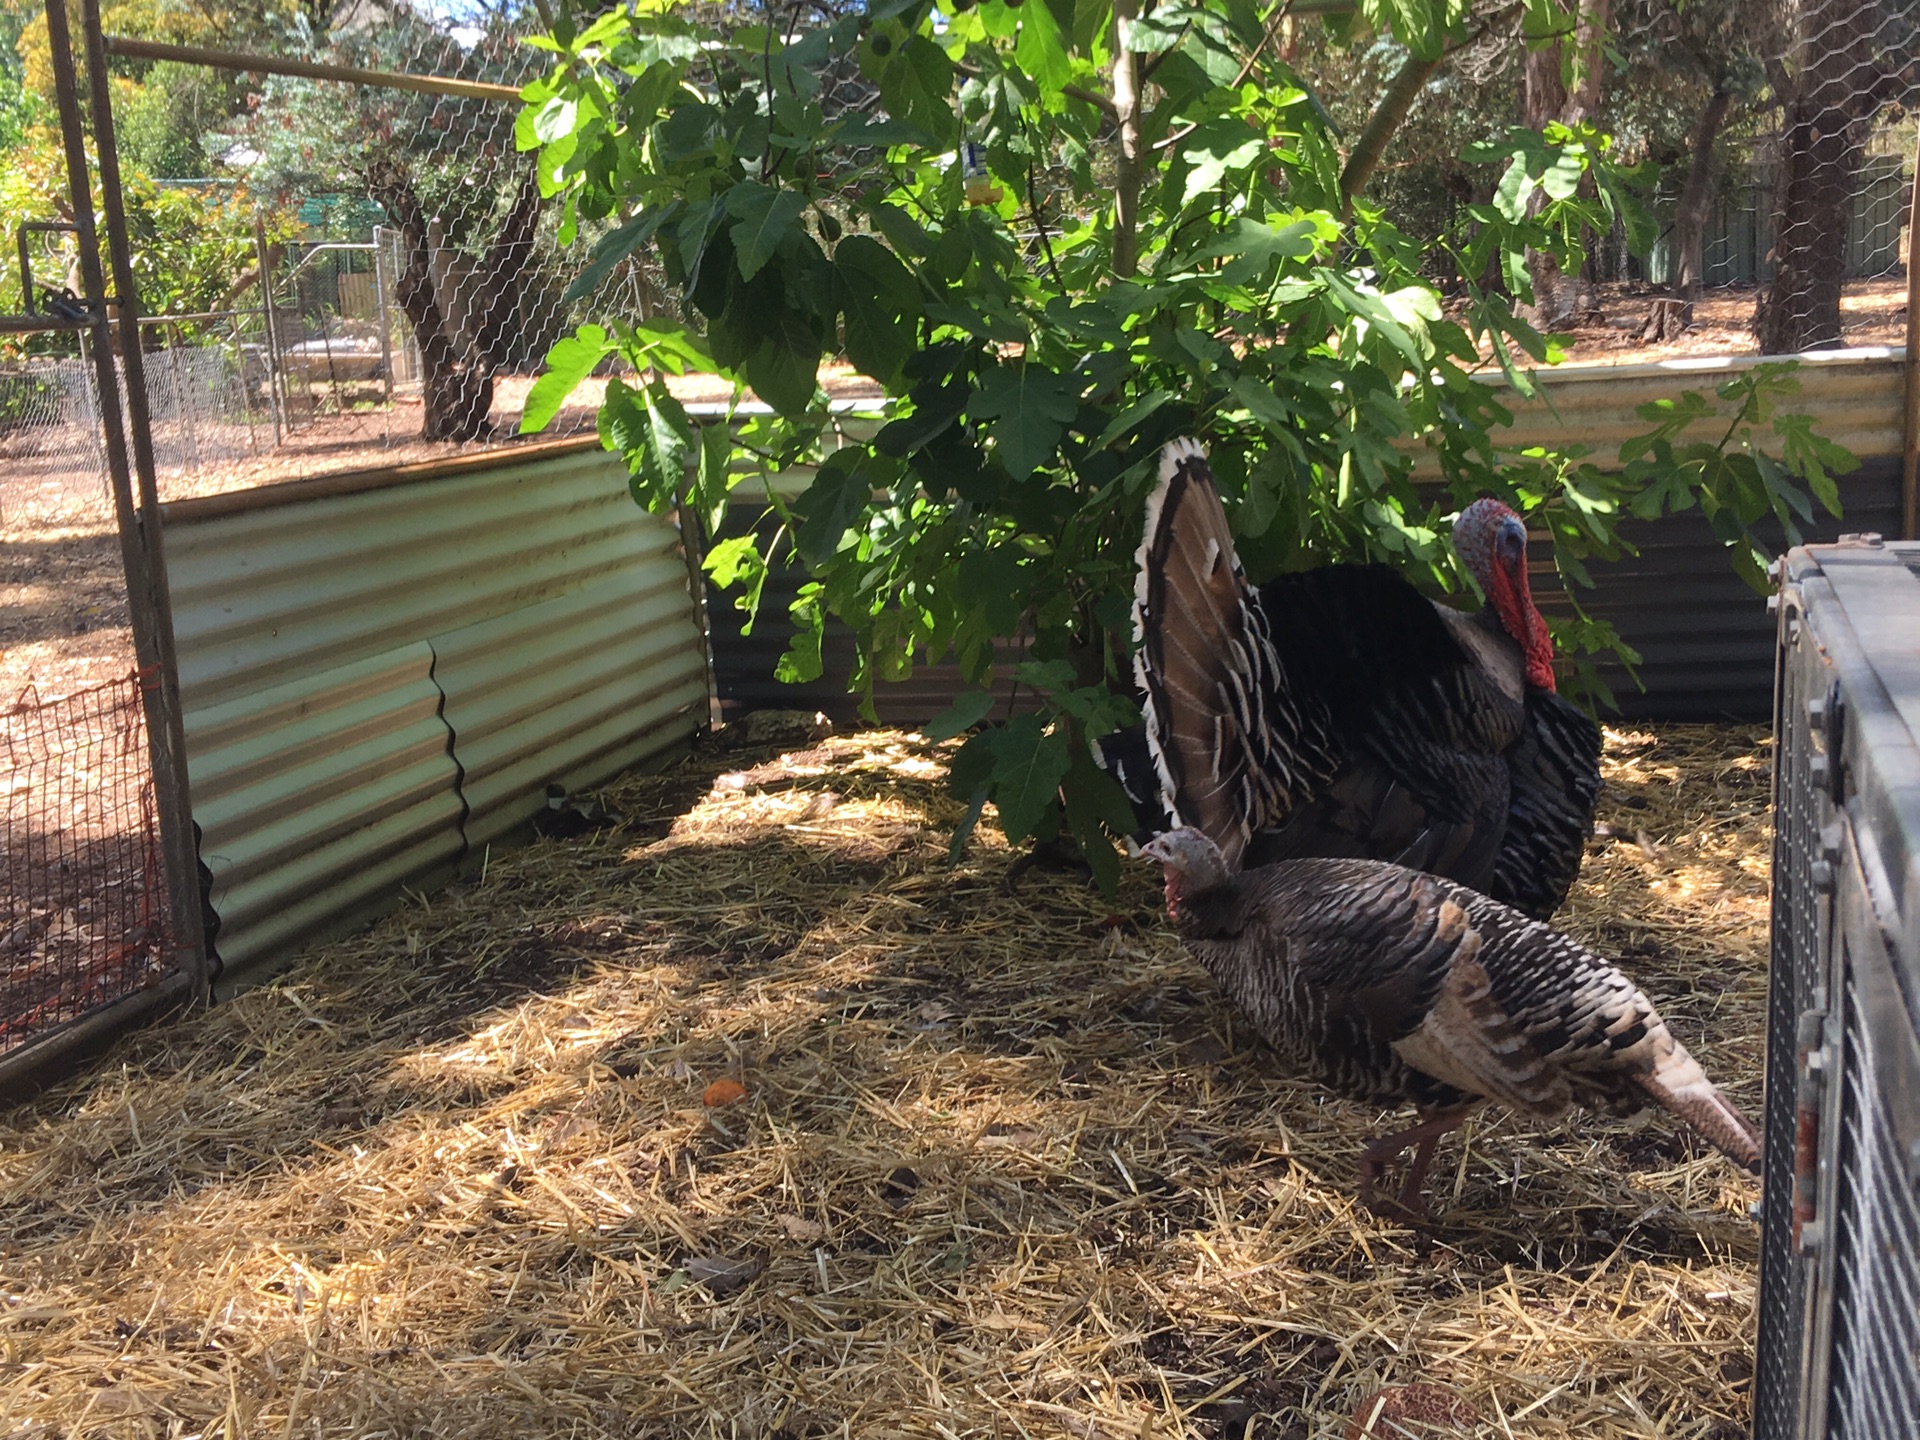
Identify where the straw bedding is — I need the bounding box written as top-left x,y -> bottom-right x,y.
0,722 -> 1772,1438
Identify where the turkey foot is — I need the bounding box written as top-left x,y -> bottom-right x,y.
1356,1109 -> 1472,1219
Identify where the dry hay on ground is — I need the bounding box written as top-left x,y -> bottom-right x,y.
0,723 -> 1770,1438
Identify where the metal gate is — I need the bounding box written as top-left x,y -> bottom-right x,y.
1758,534 -> 1920,1440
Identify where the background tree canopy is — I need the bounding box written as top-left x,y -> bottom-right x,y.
520,0 -> 1854,885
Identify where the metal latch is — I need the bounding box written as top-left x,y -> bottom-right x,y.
1810,823 -> 1843,894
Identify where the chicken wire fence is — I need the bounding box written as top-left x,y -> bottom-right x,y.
0,339 -> 267,527
0,670 -> 175,1058
107,0 -> 1920,475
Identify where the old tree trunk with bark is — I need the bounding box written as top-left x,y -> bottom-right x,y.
1755,0 -> 1884,353
1524,0 -> 1612,329
1644,84 -> 1734,342
367,160 -> 542,442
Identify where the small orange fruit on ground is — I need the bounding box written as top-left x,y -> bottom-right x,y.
702,1078 -> 749,1107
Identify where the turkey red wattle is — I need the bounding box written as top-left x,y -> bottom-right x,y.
1455,499 -> 1557,693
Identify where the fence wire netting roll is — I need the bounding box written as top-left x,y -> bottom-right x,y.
0,670 -> 174,1057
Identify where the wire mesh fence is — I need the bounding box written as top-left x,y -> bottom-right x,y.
0,358 -> 111,526
0,669 -> 173,1056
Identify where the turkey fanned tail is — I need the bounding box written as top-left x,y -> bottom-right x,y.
1133,438 -> 1339,870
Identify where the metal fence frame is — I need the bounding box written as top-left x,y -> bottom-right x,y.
1759,535 -> 1920,1440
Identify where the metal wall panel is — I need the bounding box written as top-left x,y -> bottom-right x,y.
707,355 -> 1908,726
1555,459 -> 1904,721
164,446 -> 707,981
1402,349 -> 1904,479
434,570 -> 708,847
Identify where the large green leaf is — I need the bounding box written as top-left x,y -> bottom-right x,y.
520,323 -> 614,434
878,35 -> 957,145
776,587 -> 826,684
793,451 -> 873,567
831,236 -> 920,383
1362,0 -> 1446,61
621,380 -> 696,510
691,421 -> 734,538
703,535 -> 769,633
969,365 -> 1078,481
1062,741 -> 1137,894
1013,0 -> 1071,92
1178,119 -> 1267,207
923,688 -> 996,742
727,181 -> 807,281
990,714 -> 1072,843
563,205 -> 674,304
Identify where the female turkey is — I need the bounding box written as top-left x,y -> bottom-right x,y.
1101,438 -> 1602,920
1142,829 -> 1760,1213
1129,440 -> 1760,1211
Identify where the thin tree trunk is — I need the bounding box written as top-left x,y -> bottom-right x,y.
1673,87 -> 1732,301
1756,0 -> 1881,354
1340,53 -> 1444,208
1110,0 -> 1143,279
1644,84 -> 1733,341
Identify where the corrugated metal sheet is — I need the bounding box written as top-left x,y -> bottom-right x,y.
708,352 -> 1909,727
1549,459 -> 1905,721
165,446 -> 707,979
434,571 -> 708,846
1401,349 -> 1904,477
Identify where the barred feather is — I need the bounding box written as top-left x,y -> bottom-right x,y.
1125,438 -> 1600,918
1164,847 -> 1761,1178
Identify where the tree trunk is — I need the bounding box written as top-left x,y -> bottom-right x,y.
1672,86 -> 1733,302
1110,0 -> 1143,279
1522,0 -> 1612,329
365,160 -> 540,442
1755,0 -> 1882,354
1645,84 -> 1734,341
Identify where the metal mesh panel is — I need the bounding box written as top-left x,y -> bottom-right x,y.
1757,603 -> 1823,1440
1828,973 -> 1920,1439
0,670 -> 175,1054
0,359 -> 110,525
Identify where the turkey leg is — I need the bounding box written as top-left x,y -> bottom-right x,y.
1356,1107 -> 1473,1217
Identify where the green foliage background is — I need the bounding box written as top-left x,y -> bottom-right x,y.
519,0 -> 1852,883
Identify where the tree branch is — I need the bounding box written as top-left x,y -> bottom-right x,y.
1338,53 -> 1443,207
1339,4 -> 1521,208
1062,83 -> 1119,118
1111,0 -> 1144,278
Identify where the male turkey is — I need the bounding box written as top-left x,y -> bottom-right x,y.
1129,438 -> 1759,1210
1102,438 -> 1602,920
1141,828 -> 1761,1214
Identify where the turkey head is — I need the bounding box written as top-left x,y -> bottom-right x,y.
1454,498 -> 1555,693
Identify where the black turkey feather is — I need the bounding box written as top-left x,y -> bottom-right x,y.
1115,437 -> 1601,920
1133,438 -> 1756,1214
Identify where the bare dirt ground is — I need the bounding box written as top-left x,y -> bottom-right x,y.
1543,278 -> 1907,365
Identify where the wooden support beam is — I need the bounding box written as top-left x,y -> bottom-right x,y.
102,35 -> 523,102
